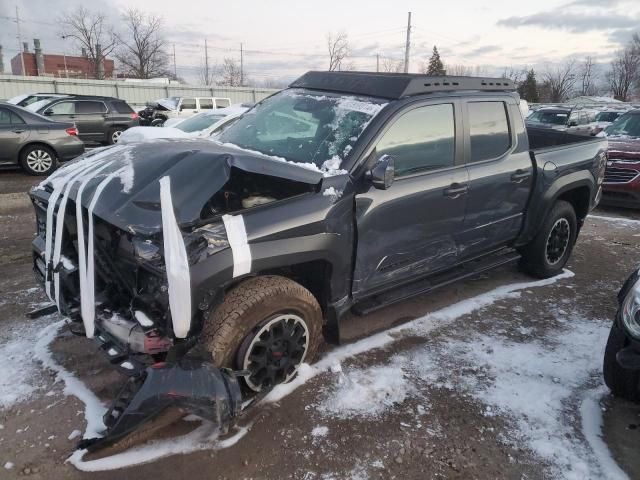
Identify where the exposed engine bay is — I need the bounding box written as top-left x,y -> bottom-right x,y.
201,169 -> 315,219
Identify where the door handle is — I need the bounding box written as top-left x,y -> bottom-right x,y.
12,129 -> 25,134
444,183 -> 468,198
511,170 -> 531,183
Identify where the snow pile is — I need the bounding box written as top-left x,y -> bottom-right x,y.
322,187 -> 342,199
117,126 -> 193,144
317,359 -> 414,419
311,426 -> 329,438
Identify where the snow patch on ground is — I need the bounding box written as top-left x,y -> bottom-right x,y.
311,426 -> 329,438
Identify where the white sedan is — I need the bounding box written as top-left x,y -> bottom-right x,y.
118,105 -> 249,144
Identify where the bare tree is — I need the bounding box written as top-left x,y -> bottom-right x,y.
445,64 -> 490,77
327,32 -> 349,71
59,7 -> 118,79
501,66 -> 526,84
381,56 -> 403,73
218,57 -> 243,86
542,60 -> 578,102
115,9 -> 168,79
578,56 -> 597,96
607,46 -> 640,101
198,59 -> 216,86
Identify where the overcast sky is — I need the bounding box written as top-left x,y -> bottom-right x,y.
1,0 -> 639,84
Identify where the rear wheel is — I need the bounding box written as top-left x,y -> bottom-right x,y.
19,144 -> 58,176
519,200 -> 577,278
203,276 -> 323,392
108,127 -> 125,145
603,322 -> 640,402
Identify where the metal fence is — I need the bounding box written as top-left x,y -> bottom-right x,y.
0,75 -> 279,106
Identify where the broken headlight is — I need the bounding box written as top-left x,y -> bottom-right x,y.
621,277 -> 640,340
132,238 -> 161,262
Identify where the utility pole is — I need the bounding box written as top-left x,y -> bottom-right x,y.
15,6 -> 26,76
403,11 -> 412,74
240,42 -> 244,86
204,38 -> 209,85
172,43 -> 177,79
376,53 -> 379,72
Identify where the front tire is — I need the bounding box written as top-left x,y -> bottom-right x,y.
19,144 -> 58,176
519,200 -> 577,278
203,276 -> 323,392
603,321 -> 640,402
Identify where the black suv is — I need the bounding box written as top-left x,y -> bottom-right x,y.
33,96 -> 139,145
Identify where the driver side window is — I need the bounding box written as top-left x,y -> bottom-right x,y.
376,104 -> 455,177
49,102 -> 75,115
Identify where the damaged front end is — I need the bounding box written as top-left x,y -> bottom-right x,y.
28,141 -> 323,449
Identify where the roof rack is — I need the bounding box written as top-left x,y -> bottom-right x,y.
290,71 -> 516,100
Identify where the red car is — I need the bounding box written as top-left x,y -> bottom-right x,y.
601,110 -> 640,208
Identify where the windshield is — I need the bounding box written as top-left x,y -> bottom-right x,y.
527,110 -> 569,125
176,113 -> 226,133
596,111 -> 620,123
217,89 -> 386,172
605,113 -> 640,138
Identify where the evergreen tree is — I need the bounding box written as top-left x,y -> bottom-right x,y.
426,46 -> 446,76
517,69 -> 540,103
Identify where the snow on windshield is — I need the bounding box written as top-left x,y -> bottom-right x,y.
216,89 -> 387,176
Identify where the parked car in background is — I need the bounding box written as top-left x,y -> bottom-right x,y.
0,102 -> 84,175
118,104 -> 250,144
526,106 -> 599,135
604,267 -> 640,402
600,109 -> 640,208
591,109 -> 628,136
28,95 -> 139,145
147,96 -> 232,125
6,92 -> 70,108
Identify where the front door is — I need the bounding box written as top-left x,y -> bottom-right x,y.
459,101 -> 533,260
353,101 -> 468,298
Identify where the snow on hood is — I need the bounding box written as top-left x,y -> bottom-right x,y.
118,126 -> 194,144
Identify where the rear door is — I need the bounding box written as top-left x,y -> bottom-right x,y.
458,100 -> 533,259
353,100 -> 468,297
74,100 -> 108,142
0,108 -> 30,163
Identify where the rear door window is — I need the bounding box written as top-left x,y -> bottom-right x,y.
49,101 -> 75,115
376,103 -> 456,177
467,102 -> 511,163
181,98 -> 196,110
76,101 -> 106,114
198,98 -> 213,109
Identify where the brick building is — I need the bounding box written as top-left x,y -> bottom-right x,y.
10,39 -> 114,79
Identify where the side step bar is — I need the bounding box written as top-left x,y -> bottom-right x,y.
351,250 -> 521,316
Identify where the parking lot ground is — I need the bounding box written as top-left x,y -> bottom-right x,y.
1,170 -> 640,479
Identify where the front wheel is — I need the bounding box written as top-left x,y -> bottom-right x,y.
203,276 -> 323,392
519,200 -> 577,278
19,144 -> 58,176
603,322 -> 640,402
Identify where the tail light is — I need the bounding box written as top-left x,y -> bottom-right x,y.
130,112 -> 139,120
65,127 -> 79,136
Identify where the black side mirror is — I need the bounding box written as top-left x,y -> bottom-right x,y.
367,154 -> 395,190
43,109 -> 53,116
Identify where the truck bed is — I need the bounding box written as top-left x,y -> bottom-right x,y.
527,126 -> 602,151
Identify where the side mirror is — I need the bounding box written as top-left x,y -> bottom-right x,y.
43,109 -> 53,116
367,154 -> 395,190
568,120 -> 578,127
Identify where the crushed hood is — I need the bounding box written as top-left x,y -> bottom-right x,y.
33,140 -> 323,235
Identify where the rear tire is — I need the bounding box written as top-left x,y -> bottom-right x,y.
603,322 -> 640,402
19,144 -> 58,176
108,127 -> 125,145
519,200 -> 577,278
202,276 -> 323,392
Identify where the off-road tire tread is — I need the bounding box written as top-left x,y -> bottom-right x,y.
203,276 -> 323,370
519,200 -> 577,278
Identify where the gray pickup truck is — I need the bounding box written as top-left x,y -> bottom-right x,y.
29,72 -> 607,449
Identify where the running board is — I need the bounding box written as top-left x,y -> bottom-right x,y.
351,250 -> 521,316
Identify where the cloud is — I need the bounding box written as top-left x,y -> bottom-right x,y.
497,12 -> 639,33
465,45 -> 502,56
